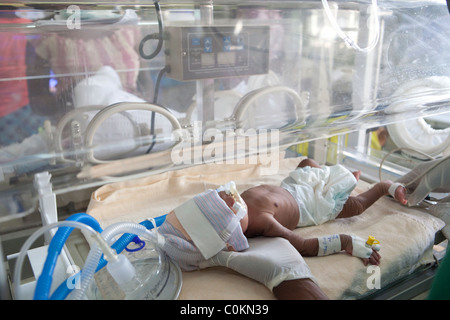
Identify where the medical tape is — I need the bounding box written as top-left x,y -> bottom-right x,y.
388,182 -> 403,198
233,204 -> 247,220
217,181 -> 248,221
351,235 -> 372,259
174,198 -> 226,260
221,217 -> 240,243
317,234 -> 341,256
142,218 -> 166,248
146,217 -> 158,229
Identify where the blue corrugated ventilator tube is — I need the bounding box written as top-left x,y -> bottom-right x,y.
31,212 -> 167,300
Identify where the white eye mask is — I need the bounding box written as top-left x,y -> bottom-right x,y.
170,188 -> 249,261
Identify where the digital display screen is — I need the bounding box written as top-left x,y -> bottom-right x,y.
201,53 -> 215,67
176,26 -> 269,80
217,52 -> 236,66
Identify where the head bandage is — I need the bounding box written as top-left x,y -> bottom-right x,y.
162,186 -> 248,269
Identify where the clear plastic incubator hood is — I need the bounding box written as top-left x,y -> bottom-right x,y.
1,0 -> 449,222
0,0 -> 449,300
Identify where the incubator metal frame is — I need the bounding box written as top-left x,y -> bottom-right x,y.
0,0 -> 449,300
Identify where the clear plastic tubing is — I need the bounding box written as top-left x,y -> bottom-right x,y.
13,221 -> 98,300
321,0 -> 380,53
70,222 -> 157,300
33,213 -> 102,300
50,216 -> 167,300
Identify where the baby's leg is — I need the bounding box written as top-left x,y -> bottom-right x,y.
298,159 -> 361,181
273,278 -> 329,300
352,170 -> 361,181
297,158 -> 321,168
336,181 -> 407,219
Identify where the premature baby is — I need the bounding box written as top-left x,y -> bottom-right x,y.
158,159 -> 409,269
155,159 -> 409,299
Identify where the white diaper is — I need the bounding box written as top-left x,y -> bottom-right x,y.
281,164 -> 357,227
199,237 -> 316,291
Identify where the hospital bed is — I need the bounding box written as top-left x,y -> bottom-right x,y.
0,0 -> 449,300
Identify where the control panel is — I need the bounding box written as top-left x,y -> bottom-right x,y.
164,25 -> 270,81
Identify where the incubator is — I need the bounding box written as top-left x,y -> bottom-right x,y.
0,0 -> 449,300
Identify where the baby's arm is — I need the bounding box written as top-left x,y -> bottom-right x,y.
259,214 -> 381,265
257,212 -> 319,256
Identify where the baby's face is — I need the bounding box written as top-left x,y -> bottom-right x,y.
218,190 -> 235,208
218,191 -> 249,233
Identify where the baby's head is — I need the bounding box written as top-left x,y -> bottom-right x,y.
218,190 -> 249,234
158,187 -> 249,270
216,181 -> 248,235
190,187 -> 248,254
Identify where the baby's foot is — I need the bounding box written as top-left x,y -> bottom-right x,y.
352,170 -> 361,182
387,182 -> 408,205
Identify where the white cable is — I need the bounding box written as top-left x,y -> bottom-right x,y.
322,0 -> 380,53
378,147 -> 436,183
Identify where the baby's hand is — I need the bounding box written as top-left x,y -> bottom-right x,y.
362,249 -> 381,266
226,243 -> 236,251
343,235 -> 381,266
